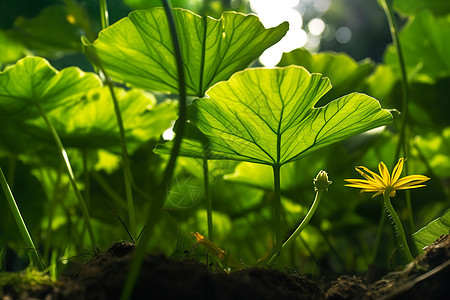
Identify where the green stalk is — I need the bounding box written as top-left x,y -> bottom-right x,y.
82,150 -> 91,207
0,167 -> 45,270
103,72 -> 137,239
268,170 -> 329,266
271,164 -> 283,268
99,0 -> 109,29
50,249 -> 58,281
379,0 -> 409,161
121,1 -> 187,299
283,190 -> 322,249
267,188 -> 322,266
383,191 -> 414,262
379,0 -> 414,233
43,165 -> 63,265
35,103 -> 97,250
203,158 -> 214,242
96,0 -> 136,238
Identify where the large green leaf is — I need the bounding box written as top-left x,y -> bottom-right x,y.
394,0 -> 450,17
9,5 -> 84,55
93,8 -> 288,96
278,49 -> 374,105
413,209 -> 450,253
384,11 -> 450,83
0,89 -> 177,156
0,30 -> 26,65
0,56 -> 101,120
124,0 -> 200,10
157,67 -> 393,165
43,88 -> 178,151
415,127 -> 450,177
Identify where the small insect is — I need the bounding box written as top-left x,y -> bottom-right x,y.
192,232 -> 244,270
192,232 -> 226,259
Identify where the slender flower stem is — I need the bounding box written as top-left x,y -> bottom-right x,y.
285,189 -> 322,250
380,0 -> 415,234
267,189 -> 323,266
121,1 -> 187,299
0,166 -> 45,270
271,164 -> 283,268
99,0 -> 109,29
35,103 -> 97,250
203,157 -> 214,242
383,191 -> 414,262
268,170 -> 330,266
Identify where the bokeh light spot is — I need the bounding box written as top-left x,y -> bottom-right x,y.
308,18 -> 325,36
336,26 -> 352,44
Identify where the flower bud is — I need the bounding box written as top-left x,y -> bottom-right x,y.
313,170 -> 331,192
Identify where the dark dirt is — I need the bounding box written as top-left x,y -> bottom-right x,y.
2,235 -> 449,300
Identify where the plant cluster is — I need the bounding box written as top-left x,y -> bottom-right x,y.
0,0 -> 449,298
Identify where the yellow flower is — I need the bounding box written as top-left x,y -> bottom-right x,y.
345,158 -> 430,197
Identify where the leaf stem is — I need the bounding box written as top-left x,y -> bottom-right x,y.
379,0 -> 409,162
43,165 -> 63,265
271,164 -> 283,268
35,103 -> 97,250
99,0 -> 109,29
82,149 -> 91,207
103,73 -> 137,239
203,157 -> 214,242
121,1 -> 187,299
83,12 -> 137,238
0,166 -> 45,270
383,191 -> 414,262
380,0 -> 415,249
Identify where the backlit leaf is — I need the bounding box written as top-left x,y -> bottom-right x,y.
394,0 -> 450,17
157,67 -> 393,166
43,88 -> 177,151
93,8 -> 288,96
10,5 -> 84,55
0,56 -> 101,120
413,209 -> 450,253
0,30 -> 26,64
384,11 -> 450,83
278,49 -> 374,105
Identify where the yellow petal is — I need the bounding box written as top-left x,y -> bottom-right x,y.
395,184 -> 427,190
357,166 -> 385,185
391,158 -> 404,183
345,183 -> 377,190
345,178 -> 384,190
371,191 -> 384,198
393,175 -> 430,189
378,161 -> 391,185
